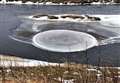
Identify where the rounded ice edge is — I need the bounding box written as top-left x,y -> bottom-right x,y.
32,30 -> 98,52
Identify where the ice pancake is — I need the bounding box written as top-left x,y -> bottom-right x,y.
32,30 -> 98,52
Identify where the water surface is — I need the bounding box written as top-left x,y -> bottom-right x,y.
0,4 -> 120,66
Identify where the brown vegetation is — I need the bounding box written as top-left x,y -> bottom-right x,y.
0,63 -> 120,83
0,55 -> 119,83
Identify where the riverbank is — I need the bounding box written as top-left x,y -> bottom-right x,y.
0,55 -> 120,83
0,0 -> 120,5
0,55 -> 62,67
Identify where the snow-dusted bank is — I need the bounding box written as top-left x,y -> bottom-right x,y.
0,0 -> 119,5
0,55 -> 63,67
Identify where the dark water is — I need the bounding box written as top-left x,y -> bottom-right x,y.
0,4 -> 120,66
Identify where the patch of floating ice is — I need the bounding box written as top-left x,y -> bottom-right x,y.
94,15 -> 120,21
101,16 -> 120,27
32,22 -> 50,32
25,14 -> 120,27
9,35 -> 32,44
32,30 -> 98,52
25,14 -> 120,29
26,14 -> 101,22
100,36 -> 120,45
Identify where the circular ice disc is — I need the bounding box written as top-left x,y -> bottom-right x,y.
32,30 -> 98,52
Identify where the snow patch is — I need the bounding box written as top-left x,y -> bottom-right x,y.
0,55 -> 63,67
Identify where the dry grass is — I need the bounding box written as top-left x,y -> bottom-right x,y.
0,64 -> 119,83
0,55 -> 120,83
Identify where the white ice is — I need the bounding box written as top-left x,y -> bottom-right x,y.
27,14 -> 120,33
32,30 -> 98,52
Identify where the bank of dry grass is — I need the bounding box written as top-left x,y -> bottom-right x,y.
0,63 -> 120,83
0,55 -> 120,83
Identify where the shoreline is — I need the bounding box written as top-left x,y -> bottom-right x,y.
0,1 -> 120,5
0,55 -> 119,83
0,54 -> 63,67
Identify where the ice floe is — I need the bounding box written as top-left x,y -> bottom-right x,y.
32,30 -> 98,52
27,14 -> 101,22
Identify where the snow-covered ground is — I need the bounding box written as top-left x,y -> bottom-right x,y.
91,1 -> 116,5
0,55 -> 63,67
0,0 -> 118,5
6,1 -> 22,4
0,0 -> 74,5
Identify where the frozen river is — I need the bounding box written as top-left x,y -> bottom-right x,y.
0,4 -> 120,66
